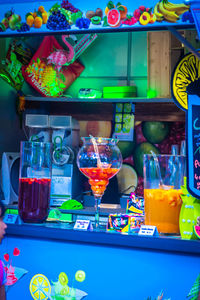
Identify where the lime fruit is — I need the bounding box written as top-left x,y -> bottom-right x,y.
133,142 -> 160,177
107,8 -> 121,27
29,274 -> 51,300
142,121 -> 169,144
116,164 -> 138,194
118,140 -> 136,159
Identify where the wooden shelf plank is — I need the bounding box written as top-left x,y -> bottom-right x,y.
25,98 -> 185,122
25,96 -> 174,104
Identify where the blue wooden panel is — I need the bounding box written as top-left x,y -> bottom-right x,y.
0,235 -> 199,300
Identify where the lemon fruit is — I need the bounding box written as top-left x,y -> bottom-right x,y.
142,121 -> 169,144
133,142 -> 160,177
29,274 -> 51,300
116,164 -> 138,194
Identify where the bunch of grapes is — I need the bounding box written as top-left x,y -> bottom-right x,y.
61,0 -> 79,13
46,10 -> 70,30
17,23 -> 30,32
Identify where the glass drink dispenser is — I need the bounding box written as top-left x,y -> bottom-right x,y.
18,141 -> 52,223
25,114 -> 50,142
49,115 -> 82,206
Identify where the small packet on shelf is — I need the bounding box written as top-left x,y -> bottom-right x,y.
126,193 -> 144,215
107,213 -> 144,233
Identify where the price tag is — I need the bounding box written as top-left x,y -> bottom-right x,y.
74,220 -> 93,231
138,225 -> 159,237
3,214 -> 18,224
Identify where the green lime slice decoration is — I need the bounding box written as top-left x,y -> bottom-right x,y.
75,270 -> 86,282
59,272 -> 68,286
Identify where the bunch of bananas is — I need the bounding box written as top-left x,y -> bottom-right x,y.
154,0 -> 189,22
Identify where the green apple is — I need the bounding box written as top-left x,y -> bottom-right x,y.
1,18 -> 9,29
9,14 -> 21,30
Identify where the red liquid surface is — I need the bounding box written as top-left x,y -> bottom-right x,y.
18,178 -> 51,223
80,167 -> 119,197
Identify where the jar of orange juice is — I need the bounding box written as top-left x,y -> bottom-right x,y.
143,154 -> 185,234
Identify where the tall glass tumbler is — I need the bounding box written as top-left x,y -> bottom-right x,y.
143,154 -> 185,234
18,141 -> 52,223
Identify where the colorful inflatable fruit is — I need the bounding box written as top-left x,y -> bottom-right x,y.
133,142 -> 160,176
149,13 -> 157,23
139,12 -> 151,25
117,164 -> 138,194
117,4 -> 128,19
9,13 -> 21,30
107,8 -> 121,27
118,140 -> 136,159
142,121 -> 169,144
194,226 -> 200,239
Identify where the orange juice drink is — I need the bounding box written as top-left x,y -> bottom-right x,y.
144,188 -> 182,234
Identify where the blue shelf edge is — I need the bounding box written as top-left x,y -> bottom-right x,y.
6,223 -> 200,256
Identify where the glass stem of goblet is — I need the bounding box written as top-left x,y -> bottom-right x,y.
94,196 -> 101,230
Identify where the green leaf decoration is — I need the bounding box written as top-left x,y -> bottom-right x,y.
49,3 -> 61,13
37,11 -> 43,18
117,2 -> 122,7
118,6 -> 125,11
59,83 -> 66,89
103,16 -> 108,27
59,73 -> 65,82
25,12 -> 33,19
107,1 -> 115,9
0,22 -> 6,32
187,274 -> 200,299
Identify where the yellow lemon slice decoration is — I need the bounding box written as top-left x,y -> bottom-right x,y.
30,274 -> 51,300
171,51 -> 200,111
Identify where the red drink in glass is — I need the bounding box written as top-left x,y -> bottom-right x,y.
18,178 -> 51,223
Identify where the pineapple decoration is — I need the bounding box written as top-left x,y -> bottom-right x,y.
179,177 -> 200,240
187,274 -> 200,299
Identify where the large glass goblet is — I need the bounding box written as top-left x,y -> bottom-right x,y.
77,137 -> 122,229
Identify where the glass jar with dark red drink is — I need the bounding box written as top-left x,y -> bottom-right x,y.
18,141 -> 52,223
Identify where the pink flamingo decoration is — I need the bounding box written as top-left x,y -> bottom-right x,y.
47,35 -> 75,71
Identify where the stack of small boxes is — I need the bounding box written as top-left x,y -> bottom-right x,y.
107,193 -> 144,234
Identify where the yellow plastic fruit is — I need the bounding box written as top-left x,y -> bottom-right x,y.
139,12 -> 151,25
34,16 -> 43,28
29,274 -> 51,300
38,6 -> 45,13
26,14 -> 34,27
42,11 -> 48,24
